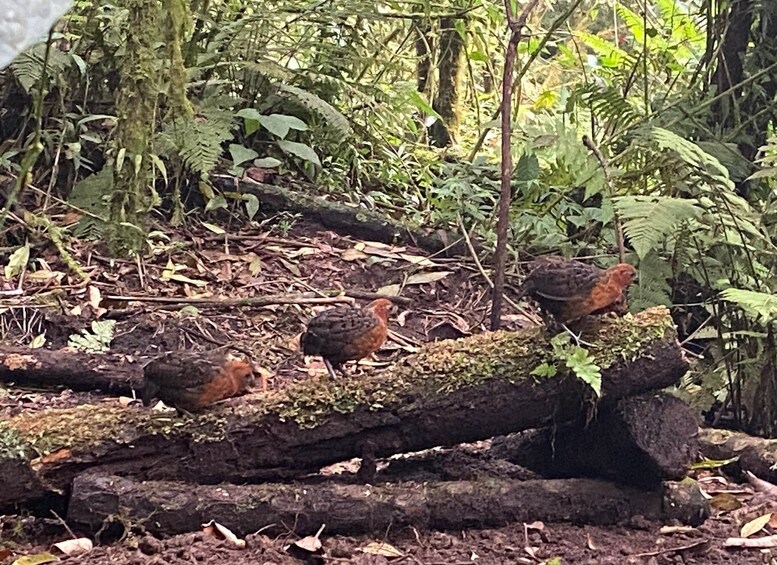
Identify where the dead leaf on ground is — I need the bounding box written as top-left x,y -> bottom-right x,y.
741,513 -> 772,538
202,520 -> 246,549
377,284 -> 401,296
51,538 -> 93,556
709,492 -> 742,511
10,551 -> 60,565
586,533 -> 598,550
360,541 -> 403,558
292,524 -> 326,553
341,248 -> 368,262
405,271 -> 452,285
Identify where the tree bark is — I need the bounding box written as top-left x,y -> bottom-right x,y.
0,348 -> 141,393
67,473 -> 709,537
0,307 -> 686,507
490,392 -> 700,487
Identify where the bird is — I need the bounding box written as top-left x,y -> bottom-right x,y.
520,255 -> 637,325
140,350 -> 255,413
300,298 -> 394,379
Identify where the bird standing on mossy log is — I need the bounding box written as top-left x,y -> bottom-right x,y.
521,256 -> 637,323
301,298 -> 394,379
140,351 -> 255,413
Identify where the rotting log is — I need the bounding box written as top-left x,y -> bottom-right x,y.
0,347 -> 141,393
698,428 -> 777,483
67,473 -> 709,537
490,392 -> 700,487
233,180 -> 473,255
0,307 -> 686,507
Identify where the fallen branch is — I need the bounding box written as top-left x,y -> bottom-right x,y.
229,180 -> 474,256
104,290 -> 412,307
0,307 -> 687,507
67,473 -> 709,536
698,428 -> 777,483
0,348 -> 141,393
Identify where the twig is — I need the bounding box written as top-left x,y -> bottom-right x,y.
582,135 -> 626,263
104,294 -> 354,307
50,509 -> 79,540
458,215 -> 540,324
490,0 -> 542,331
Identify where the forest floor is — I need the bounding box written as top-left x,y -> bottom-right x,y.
0,211 -> 773,564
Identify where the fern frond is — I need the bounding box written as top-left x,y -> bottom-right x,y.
630,251 -> 673,310
11,44 -> 72,93
156,108 -> 235,177
639,126 -> 734,187
614,195 -> 702,259
577,84 -> 643,130
720,289 -> 777,324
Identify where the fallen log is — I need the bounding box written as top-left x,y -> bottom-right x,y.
233,180 -> 473,255
0,307 -> 686,507
697,428 -> 777,483
490,392 -> 700,486
0,347 -> 141,393
67,473 -> 709,537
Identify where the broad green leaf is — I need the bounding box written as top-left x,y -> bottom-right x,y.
278,140 -> 321,166
229,144 -> 258,166
253,157 -> 282,168
244,194 -> 260,220
259,115 -> 290,139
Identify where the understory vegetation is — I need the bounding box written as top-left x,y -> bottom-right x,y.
1,0 -> 777,434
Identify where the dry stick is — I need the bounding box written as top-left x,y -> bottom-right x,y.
490,0 -> 542,331
104,294 -> 354,307
458,216 -> 540,324
582,135 -> 626,263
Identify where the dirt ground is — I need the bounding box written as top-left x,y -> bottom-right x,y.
0,512 -> 769,564
1,214 -> 774,564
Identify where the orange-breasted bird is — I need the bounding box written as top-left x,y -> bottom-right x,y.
521,256 -> 637,324
300,298 -> 394,379
140,351 -> 254,413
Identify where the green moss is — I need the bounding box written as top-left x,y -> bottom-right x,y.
0,421 -> 28,460
2,307 -> 676,455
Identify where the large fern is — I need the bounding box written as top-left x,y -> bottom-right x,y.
156,108 -> 235,178
614,195 -> 702,259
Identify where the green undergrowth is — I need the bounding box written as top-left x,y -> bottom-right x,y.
3,307 -> 674,458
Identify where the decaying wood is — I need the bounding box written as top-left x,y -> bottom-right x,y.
0,347 -> 141,393
491,392 -> 700,486
698,428 -> 777,483
234,180 -> 472,255
67,473 -> 709,536
0,307 -> 686,507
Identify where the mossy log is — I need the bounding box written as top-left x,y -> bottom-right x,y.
0,347 -> 140,393
67,473 -> 709,537
490,392 -> 700,487
233,180 -> 473,255
698,428 -> 777,482
0,307 -> 686,507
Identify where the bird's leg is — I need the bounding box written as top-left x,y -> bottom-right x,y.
323,358 -> 339,380
561,323 -> 596,348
